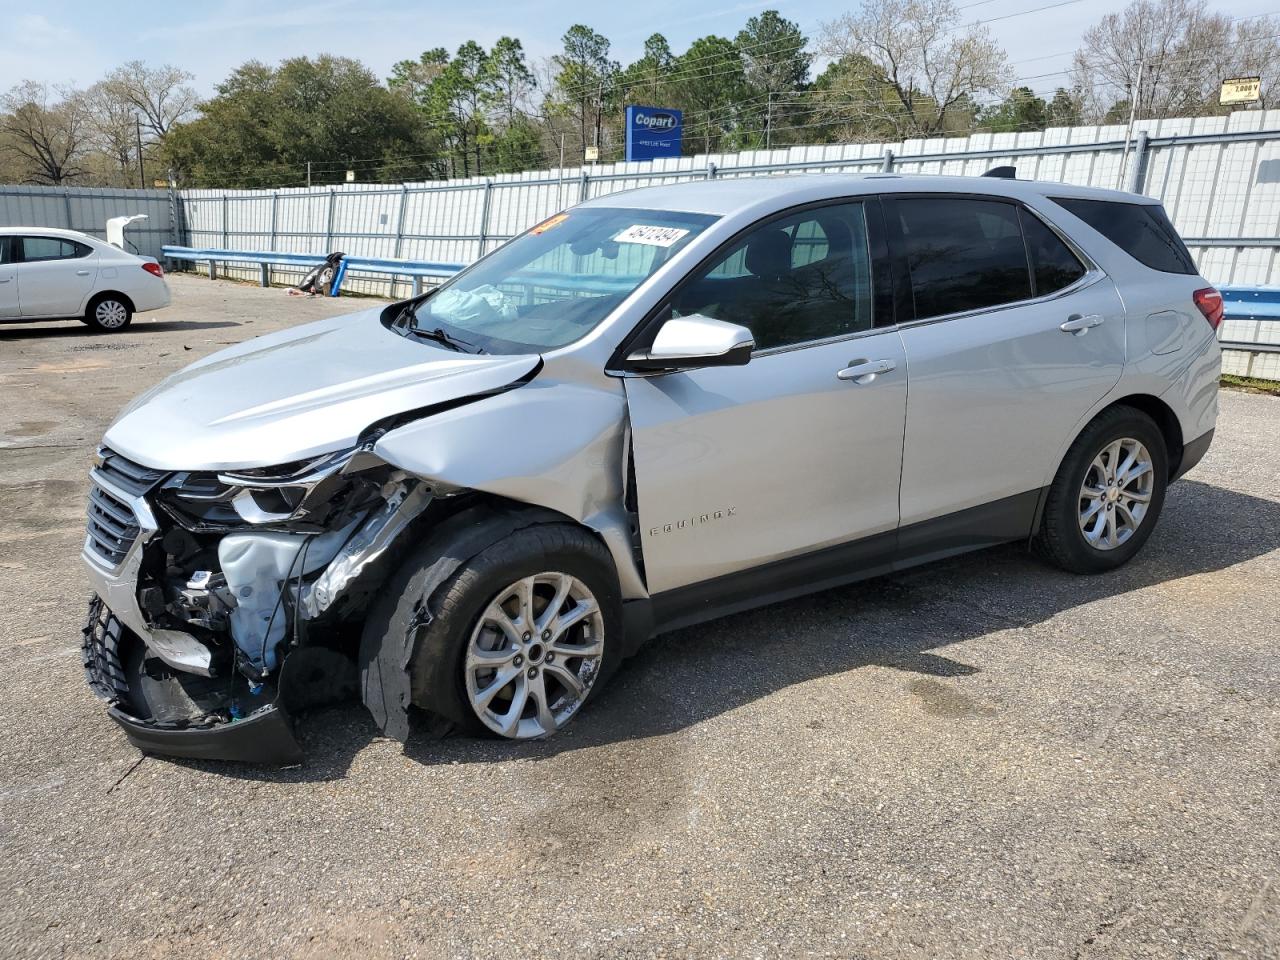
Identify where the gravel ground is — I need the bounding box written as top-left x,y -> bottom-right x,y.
0,274 -> 1277,960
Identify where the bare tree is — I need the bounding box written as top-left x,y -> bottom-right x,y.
85,81 -> 140,185
1072,0 -> 1280,119
100,61 -> 198,139
819,0 -> 1010,138
0,82 -> 91,185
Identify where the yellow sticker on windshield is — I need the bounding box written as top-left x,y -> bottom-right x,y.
531,213 -> 570,235
613,224 -> 690,247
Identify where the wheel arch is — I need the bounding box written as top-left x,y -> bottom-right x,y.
1032,392 -> 1183,537
87,289 -> 136,314
1105,394 -> 1184,478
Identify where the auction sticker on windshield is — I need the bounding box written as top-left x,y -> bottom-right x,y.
613,224 -> 691,247
531,213 -> 570,235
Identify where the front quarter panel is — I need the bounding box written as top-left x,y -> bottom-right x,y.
372,378 -> 645,599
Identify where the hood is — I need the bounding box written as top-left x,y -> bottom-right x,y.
104,307 -> 540,471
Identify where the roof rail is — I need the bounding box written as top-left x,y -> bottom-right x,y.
982,166 -> 1017,179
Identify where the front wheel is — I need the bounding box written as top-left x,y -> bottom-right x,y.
368,522 -> 622,740
85,294 -> 132,332
1033,406 -> 1168,573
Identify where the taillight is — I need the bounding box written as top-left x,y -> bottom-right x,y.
1193,287 -> 1223,330
141,262 -> 164,278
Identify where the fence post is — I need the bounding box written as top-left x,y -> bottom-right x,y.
62,189 -> 74,231
706,162 -> 718,180
394,183 -> 410,299
393,184 -> 409,259
166,172 -> 182,258
324,188 -> 336,254
881,149 -> 895,173
579,169 -> 589,204
478,178 -> 493,259
266,191 -> 278,287
1125,132 -> 1149,194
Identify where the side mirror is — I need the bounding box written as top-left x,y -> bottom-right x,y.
626,314 -> 754,372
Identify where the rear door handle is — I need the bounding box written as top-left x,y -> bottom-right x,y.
0,277 -> 10,283
1060,313 -> 1104,335
75,269 -> 91,276
837,358 -> 896,383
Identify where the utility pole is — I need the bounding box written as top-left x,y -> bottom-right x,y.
135,116 -> 146,190
1118,57 -> 1145,190
558,132 -> 566,209
307,160 -> 312,189
766,92 -> 773,150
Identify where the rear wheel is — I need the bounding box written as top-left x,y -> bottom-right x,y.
85,294 -> 132,332
1034,406 -> 1168,573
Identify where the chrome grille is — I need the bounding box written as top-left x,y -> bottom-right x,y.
94,447 -> 166,497
85,448 -> 165,567
87,483 -> 140,565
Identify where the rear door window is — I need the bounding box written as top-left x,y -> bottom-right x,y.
1050,197 -> 1196,275
20,236 -> 87,262
1019,209 -> 1087,296
891,197 -> 1033,320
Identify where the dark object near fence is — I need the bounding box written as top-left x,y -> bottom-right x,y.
292,252 -> 346,297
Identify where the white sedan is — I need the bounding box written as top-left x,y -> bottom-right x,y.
0,227 -> 171,332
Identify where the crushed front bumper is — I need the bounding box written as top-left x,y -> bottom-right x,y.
82,597 -> 303,765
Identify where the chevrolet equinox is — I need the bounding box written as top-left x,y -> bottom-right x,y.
81,173 -> 1222,763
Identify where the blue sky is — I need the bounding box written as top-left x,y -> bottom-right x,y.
2,0 -> 1274,100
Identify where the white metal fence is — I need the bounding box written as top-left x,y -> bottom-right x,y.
177,109 -> 1280,301
3,110 -> 1279,372
0,186 -> 178,260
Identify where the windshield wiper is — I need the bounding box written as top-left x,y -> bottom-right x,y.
411,324 -> 480,353
392,303 -> 481,352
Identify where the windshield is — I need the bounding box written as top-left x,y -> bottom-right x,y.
404,206 -> 717,353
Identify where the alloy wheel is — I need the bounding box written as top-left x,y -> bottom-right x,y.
463,572 -> 605,739
1078,437 -> 1154,550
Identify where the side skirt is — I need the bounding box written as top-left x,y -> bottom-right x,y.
631,488 -> 1045,639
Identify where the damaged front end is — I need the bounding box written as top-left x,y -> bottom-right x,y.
81,445 -> 433,764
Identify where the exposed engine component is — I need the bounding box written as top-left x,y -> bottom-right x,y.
218,520 -> 358,675
129,447 -> 422,683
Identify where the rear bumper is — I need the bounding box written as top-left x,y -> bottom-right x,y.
132,281 -> 171,313
1174,428 -> 1214,481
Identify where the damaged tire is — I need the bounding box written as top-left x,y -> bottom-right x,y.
369,522 -> 622,740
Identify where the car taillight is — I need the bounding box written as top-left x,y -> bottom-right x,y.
142,262 -> 164,278
1193,287 -> 1223,330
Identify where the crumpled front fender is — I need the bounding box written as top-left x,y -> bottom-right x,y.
372,378 -> 645,600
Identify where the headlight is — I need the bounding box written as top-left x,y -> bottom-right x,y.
157,448 -> 385,531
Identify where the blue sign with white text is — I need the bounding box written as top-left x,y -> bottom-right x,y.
625,106 -> 683,162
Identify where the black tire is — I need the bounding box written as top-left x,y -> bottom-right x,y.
367,522 -> 623,739
1033,405 -> 1169,573
84,294 -> 133,332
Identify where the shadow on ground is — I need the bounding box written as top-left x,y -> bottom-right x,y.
177,478 -> 1279,783
0,320 -> 241,340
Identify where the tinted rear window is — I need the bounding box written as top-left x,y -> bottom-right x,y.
1019,209 -> 1087,295
893,197 -> 1033,319
1050,198 -> 1196,275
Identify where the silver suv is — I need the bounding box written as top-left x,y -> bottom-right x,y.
82,173 -> 1222,763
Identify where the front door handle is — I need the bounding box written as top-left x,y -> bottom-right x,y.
837,358 -> 896,383
0,277 -> 10,283
1060,313 -> 1104,335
